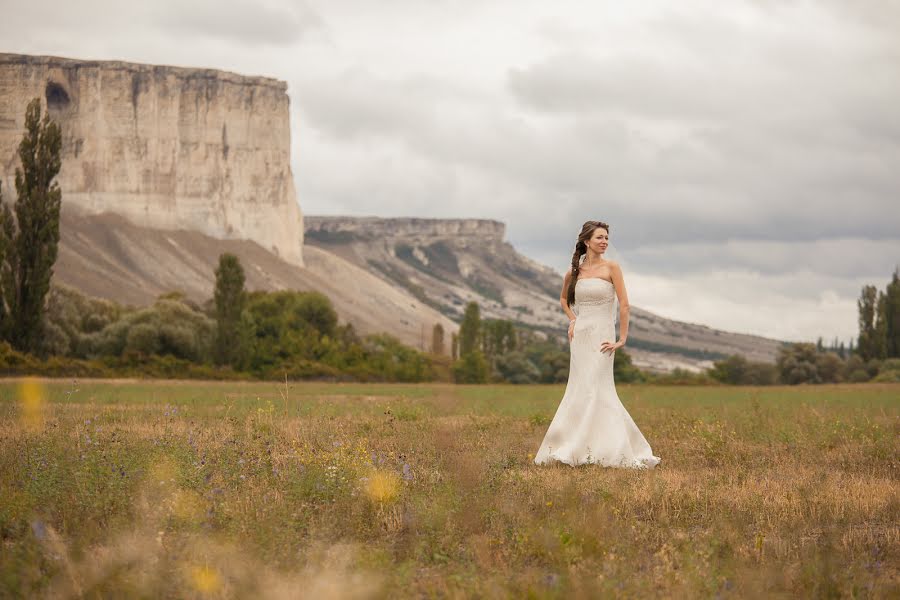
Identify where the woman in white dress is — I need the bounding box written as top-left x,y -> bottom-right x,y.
534,220 -> 661,469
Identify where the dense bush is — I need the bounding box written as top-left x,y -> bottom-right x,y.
78,298 -> 215,362
494,351 -> 541,384
452,350 -> 489,383
709,354 -> 777,385
873,358 -> 900,382
614,348 -> 645,383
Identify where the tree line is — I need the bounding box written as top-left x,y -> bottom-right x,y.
448,300 -> 642,384
707,268 -> 900,385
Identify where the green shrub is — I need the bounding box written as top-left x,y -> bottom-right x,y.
452,350 -> 489,383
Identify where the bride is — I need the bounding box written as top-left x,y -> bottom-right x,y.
534,220 -> 661,469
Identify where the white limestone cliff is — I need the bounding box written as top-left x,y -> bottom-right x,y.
0,53 -> 304,265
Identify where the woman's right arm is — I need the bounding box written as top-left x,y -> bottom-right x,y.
560,271 -> 577,340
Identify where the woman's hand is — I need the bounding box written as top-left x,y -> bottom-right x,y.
600,340 -> 624,355
568,319 -> 576,342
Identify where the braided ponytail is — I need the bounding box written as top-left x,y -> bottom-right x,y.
565,221 -> 609,307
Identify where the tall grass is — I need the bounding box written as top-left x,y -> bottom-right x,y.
1,379 -> 897,597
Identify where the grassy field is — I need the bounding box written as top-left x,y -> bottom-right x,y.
1,379 -> 897,598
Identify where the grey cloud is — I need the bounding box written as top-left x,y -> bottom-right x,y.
155,1 -> 324,46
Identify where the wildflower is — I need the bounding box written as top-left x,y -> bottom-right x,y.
18,377 -> 46,432
364,469 -> 400,503
30,520 -> 46,541
189,565 -> 221,593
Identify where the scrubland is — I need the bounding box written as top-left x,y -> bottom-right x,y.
1,379 -> 897,598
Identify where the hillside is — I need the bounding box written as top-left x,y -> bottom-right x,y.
50,207 -> 784,372
305,215 -> 784,372
53,208 -> 458,351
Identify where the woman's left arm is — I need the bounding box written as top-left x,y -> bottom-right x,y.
611,261 -> 630,347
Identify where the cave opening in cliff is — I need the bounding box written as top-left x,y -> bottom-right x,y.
45,81 -> 71,111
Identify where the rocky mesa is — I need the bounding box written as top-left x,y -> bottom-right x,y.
0,52 -> 304,265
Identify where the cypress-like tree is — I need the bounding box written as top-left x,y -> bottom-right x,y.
214,252 -> 247,366
0,182 -> 10,333
857,285 -> 878,360
431,322 -> 445,355
3,98 -> 63,353
458,301 -> 481,357
885,267 -> 900,358
874,290 -> 888,360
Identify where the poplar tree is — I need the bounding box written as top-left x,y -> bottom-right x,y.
885,267 -> 900,358
214,252 -> 247,366
0,183 -> 12,334
458,301 -> 481,357
874,290 -> 888,360
3,98 -> 63,353
857,285 -> 878,360
431,323 -> 445,355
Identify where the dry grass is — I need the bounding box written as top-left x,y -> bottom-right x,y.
0,379 -> 897,598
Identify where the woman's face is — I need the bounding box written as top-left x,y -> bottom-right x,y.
588,227 -> 609,255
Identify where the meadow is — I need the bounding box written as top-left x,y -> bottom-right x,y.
1,378 -> 897,598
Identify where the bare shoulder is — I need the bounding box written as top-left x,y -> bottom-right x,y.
563,269 -> 573,282
606,260 -> 623,272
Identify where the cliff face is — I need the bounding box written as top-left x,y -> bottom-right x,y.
0,53 -> 304,265
305,216 -> 506,241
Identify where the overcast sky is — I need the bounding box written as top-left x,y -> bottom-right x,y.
3,0 -> 899,343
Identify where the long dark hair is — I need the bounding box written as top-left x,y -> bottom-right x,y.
566,220 -> 610,307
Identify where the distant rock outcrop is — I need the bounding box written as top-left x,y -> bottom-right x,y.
304,215 -> 785,372
0,53 -> 304,265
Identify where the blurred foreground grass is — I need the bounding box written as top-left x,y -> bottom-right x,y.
1,379 -> 897,598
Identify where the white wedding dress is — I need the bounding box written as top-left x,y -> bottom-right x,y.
534,277 -> 661,468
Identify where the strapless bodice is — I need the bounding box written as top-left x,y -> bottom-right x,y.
575,278 -> 616,307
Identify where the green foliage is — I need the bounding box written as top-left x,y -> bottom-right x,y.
857,285 -> 878,360
458,301 -> 481,357
855,267 -> 900,362
815,352 -> 845,383
42,284 -> 122,356
482,319 -> 517,364
884,268 -> 900,358
536,349 -> 569,383
646,368 -> 715,385
872,358 -> 900,382
245,290 -> 337,370
776,343 -> 822,384
353,333 -> 433,382
0,183 -> 9,330
709,354 -> 777,385
13,285 -> 440,382
452,350 -> 489,383
614,348 -> 645,383
843,354 -> 881,383
1,98 -> 63,354
494,351 -> 541,384
79,298 -> 215,362
213,253 -> 250,367
431,323 -> 445,355
518,330 -> 569,383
